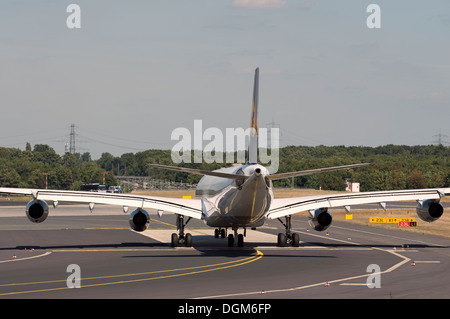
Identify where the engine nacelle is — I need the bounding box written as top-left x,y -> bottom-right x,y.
416,199 -> 444,222
26,200 -> 49,223
129,208 -> 150,232
308,208 -> 332,231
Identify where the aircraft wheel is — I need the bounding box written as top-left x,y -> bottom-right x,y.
171,233 -> 179,247
227,234 -> 234,247
220,229 -> 226,238
237,234 -> 244,247
185,233 -> 192,247
214,229 -> 219,238
292,233 -> 300,247
277,233 -> 286,247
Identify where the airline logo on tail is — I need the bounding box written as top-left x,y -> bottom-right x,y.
248,67 -> 259,164
251,67 -> 259,135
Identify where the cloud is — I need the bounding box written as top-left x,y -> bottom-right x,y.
232,0 -> 289,9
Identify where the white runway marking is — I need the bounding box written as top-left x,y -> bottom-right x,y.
339,283 -> 368,286
0,251 -> 52,264
329,224 -> 447,247
195,248 -> 411,299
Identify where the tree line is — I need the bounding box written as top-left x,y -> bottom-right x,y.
0,143 -> 448,192
0,144 -> 117,190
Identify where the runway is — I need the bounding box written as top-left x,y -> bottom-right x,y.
0,204 -> 449,299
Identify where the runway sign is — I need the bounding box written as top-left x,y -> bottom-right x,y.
369,217 -> 386,223
370,217 -> 416,226
399,221 -> 417,227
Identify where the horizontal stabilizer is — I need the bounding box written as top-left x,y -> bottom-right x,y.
268,163 -> 370,180
148,163 -> 246,180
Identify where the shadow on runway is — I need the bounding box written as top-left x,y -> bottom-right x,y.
0,242 -> 166,251
1,240 -> 447,252
1,231 -> 448,259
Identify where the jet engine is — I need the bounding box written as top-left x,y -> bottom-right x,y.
308,208 -> 332,231
416,199 -> 444,222
129,208 -> 150,231
26,199 -> 49,223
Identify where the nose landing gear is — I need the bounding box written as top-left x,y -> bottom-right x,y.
227,227 -> 246,247
277,215 -> 300,247
214,228 -> 226,238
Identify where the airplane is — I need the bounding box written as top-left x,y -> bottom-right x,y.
0,68 -> 448,248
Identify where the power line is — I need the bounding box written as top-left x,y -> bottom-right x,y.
77,125 -> 168,147
76,134 -> 148,151
266,119 -> 280,149
433,129 -> 449,146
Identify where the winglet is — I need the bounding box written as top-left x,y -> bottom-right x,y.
248,67 -> 259,164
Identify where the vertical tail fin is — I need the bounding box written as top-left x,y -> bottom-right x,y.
248,67 -> 259,164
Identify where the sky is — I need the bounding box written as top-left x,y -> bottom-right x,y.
0,0 -> 449,159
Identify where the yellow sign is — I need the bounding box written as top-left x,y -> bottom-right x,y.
182,195 -> 192,199
370,217 -> 416,224
345,214 -> 353,220
370,218 -> 386,223
386,218 -> 399,223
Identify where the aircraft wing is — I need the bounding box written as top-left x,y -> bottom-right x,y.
0,187 -> 203,220
267,188 -> 450,219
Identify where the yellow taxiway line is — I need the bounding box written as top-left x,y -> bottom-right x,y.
0,249 -> 263,296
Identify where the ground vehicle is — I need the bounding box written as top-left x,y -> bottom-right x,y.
80,184 -> 107,192
108,186 -> 122,193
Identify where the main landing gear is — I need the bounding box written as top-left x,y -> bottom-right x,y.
214,228 -> 226,239
171,214 -> 192,247
214,227 -> 245,247
277,215 -> 300,247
